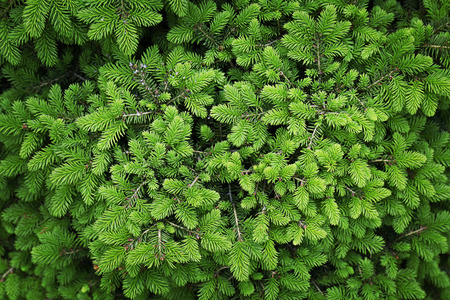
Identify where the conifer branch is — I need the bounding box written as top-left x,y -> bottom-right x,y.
228,184 -> 234,204
119,0 -> 129,20
140,227 -> 154,237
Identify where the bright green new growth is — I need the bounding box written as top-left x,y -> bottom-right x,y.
0,0 -> 450,299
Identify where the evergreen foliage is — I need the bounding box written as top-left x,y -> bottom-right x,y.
0,0 -> 449,299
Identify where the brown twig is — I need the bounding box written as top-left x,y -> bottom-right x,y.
424,44 -> 450,49
188,176 -> 199,188
229,184 -> 243,241
312,280 -> 324,296
1,268 -> 13,282
122,111 -> 153,118
307,124 -> 320,149
393,226 -> 427,244
366,70 -> 396,90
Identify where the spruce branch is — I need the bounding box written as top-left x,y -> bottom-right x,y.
228,183 -> 234,204
132,180 -> 147,198
222,27 -> 236,44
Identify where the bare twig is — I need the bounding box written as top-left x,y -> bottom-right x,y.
233,204 -> 243,242
256,39 -> 281,48
424,44 -> 450,49
122,111 -> 153,118
0,0 -> 17,20
307,124 -> 320,149
196,24 -> 219,47
157,229 -> 162,257
369,159 -> 393,163
72,72 -> 87,81
393,226 -> 427,244
316,42 -> 322,83
345,186 -> 358,197
188,176 -> 199,188
229,184 -> 243,241
366,70 -> 396,90
166,221 -> 199,236
1,268 -> 13,282
312,280 -> 325,296
126,180 -> 147,207
294,176 -> 307,185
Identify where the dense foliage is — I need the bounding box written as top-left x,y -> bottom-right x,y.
0,0 -> 450,299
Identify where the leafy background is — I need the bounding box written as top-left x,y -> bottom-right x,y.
0,0 -> 449,299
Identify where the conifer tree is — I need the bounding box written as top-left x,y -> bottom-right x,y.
0,0 -> 449,299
